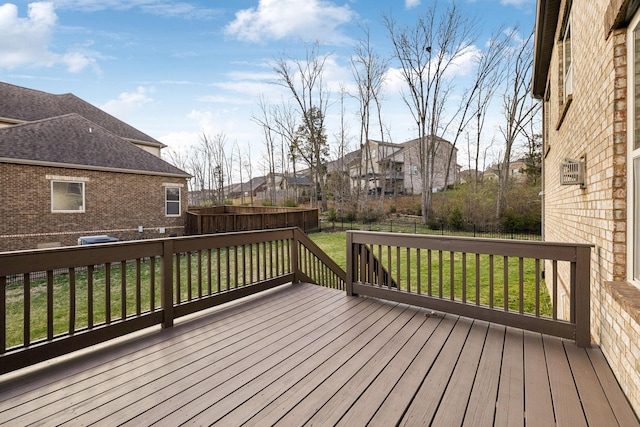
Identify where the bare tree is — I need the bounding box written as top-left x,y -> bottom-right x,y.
253,95 -> 279,205
271,42 -> 331,210
496,30 -> 540,219
442,27 -> 514,192
350,24 -> 388,205
244,147 -> 254,206
194,132 -> 229,204
233,141 -> 244,205
330,85 -> 353,215
253,94 -> 307,205
163,147 -> 192,190
270,101 -> 300,201
384,3 -> 477,223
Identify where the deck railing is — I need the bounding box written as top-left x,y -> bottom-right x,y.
346,231 -> 593,346
0,228 -> 345,374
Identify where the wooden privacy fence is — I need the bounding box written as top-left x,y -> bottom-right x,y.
0,228 -> 345,374
186,206 -> 319,235
346,231 -> 593,346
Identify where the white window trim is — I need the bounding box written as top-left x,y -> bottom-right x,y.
165,186 -> 181,217
627,12 -> 640,287
50,180 -> 86,213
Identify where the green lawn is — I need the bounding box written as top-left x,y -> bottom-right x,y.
309,231 -> 552,316
4,231 -> 550,349
5,244 -> 288,349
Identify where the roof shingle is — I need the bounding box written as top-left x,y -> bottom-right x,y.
0,82 -> 163,147
0,113 -> 189,177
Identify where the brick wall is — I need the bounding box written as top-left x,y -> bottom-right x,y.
542,0 -> 640,414
0,163 -> 188,251
600,281 -> 640,411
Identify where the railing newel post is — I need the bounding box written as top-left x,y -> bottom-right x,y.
346,231 -> 355,296
292,228 -> 300,283
574,246 -> 591,347
161,238 -> 175,328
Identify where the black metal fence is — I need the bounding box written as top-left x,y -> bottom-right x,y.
318,218 -> 541,241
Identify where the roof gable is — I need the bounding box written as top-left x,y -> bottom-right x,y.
0,113 -> 189,177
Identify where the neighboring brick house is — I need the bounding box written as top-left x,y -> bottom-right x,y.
534,0 -> 640,413
0,82 -> 190,251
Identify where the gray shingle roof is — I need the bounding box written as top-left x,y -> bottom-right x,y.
0,113 -> 189,177
0,82 -> 163,147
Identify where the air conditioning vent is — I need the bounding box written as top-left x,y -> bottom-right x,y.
560,158 -> 585,187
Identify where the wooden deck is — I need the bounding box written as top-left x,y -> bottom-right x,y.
0,283 -> 637,426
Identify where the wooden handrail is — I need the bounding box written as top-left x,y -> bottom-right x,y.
346,230 -> 593,346
0,227 -> 343,374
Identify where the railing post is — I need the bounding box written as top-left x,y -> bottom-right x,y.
0,276 -> 5,353
161,239 -> 175,328
574,246 -> 591,347
346,231 -> 355,296
292,228 -> 300,283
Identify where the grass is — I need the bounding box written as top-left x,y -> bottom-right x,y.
4,243 -> 291,349
4,231 -> 551,349
5,261 -> 162,348
309,231 -> 552,316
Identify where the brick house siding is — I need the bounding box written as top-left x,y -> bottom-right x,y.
0,82 -> 191,252
0,163 -> 187,251
535,0 -> 640,414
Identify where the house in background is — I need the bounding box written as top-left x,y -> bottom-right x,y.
533,0 -> 640,414
474,159 -> 528,184
0,82 -> 190,252
350,137 -> 459,195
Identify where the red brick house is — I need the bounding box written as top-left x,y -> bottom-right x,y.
0,82 -> 190,251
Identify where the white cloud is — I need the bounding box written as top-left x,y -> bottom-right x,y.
405,0 -> 420,9
52,0 -> 221,19
101,86 -> 154,120
225,0 -> 356,44
0,2 -> 98,72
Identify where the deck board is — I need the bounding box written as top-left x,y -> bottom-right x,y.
586,347 -> 640,427
523,330 -> 555,427
303,310 -> 428,425
335,312 -> 441,426
462,323 -> 505,427
544,335 -> 587,427
366,314 -> 456,426
210,299 -> 385,426
400,316 -> 474,425
0,282 -> 637,426
565,341 -> 620,426
488,325 -> 524,426
430,320 -> 489,426
264,304 -> 415,425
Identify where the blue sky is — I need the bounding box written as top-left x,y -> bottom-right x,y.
0,0 -> 537,176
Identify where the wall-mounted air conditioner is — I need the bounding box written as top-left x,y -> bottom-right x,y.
560,158 -> 585,188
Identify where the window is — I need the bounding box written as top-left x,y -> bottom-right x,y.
562,12 -> 573,101
409,165 -> 418,175
51,180 -> 85,212
628,14 -> 640,285
165,187 -> 181,216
